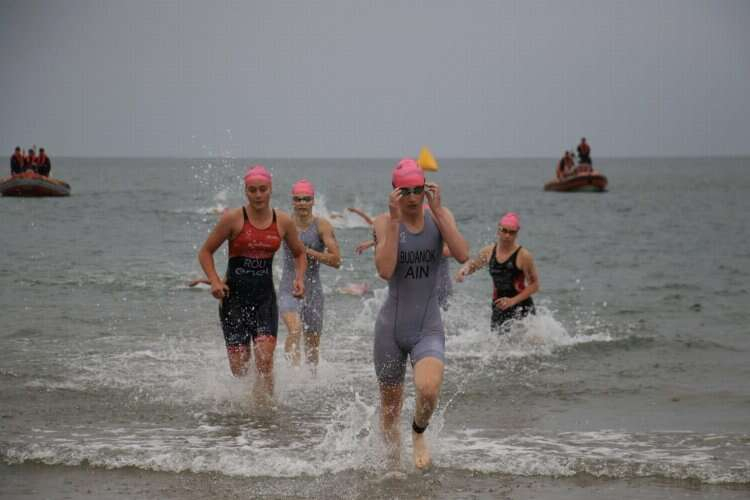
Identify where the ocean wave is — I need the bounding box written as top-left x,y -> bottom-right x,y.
640,283 -> 701,292
15,268 -> 189,293
3,427 -> 747,485
439,430 -> 750,485
445,304 -> 617,363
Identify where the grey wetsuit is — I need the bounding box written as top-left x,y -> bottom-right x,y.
436,254 -> 452,310
279,218 -> 325,334
374,211 -> 445,385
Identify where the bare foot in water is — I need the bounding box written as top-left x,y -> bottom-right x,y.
412,430 -> 432,469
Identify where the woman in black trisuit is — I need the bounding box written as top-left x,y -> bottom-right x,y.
455,212 -> 539,333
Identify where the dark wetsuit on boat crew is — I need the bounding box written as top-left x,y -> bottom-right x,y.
374,211 -> 445,385
37,156 -> 51,177
489,245 -> 535,332
577,144 -> 592,165
219,208 -> 281,348
10,154 -> 23,175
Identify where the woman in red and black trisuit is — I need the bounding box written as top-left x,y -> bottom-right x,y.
198,165 -> 306,398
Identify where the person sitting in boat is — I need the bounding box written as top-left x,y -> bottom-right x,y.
556,154 -> 566,180
564,151 -> 575,174
10,147 -> 24,175
36,148 -> 51,177
556,151 -> 575,180
577,137 -> 591,165
24,148 -> 38,172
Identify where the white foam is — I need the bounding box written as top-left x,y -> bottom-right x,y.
446,303 -> 614,363
4,426 -> 748,484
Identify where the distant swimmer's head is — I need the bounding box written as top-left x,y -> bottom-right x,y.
291,179 -> 315,212
498,212 -> 520,237
392,158 -> 425,189
244,165 -> 272,207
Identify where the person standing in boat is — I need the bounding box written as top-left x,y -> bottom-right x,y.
37,148 -> 51,177
372,158 -> 469,469
280,179 -> 341,370
198,165 -> 307,401
10,147 -> 24,175
455,212 -> 539,334
577,137 -> 592,165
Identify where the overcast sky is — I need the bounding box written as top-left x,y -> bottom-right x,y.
1,0 -> 748,158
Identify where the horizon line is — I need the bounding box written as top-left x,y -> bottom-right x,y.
49,154 -> 750,161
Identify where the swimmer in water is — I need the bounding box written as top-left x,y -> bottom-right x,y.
372,158 -> 469,469
279,179 -> 341,369
197,165 -> 306,400
455,212 -> 539,333
347,207 -> 377,255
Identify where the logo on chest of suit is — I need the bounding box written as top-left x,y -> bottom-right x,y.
400,249 -> 437,279
234,257 -> 270,277
248,238 -> 278,250
400,232 -> 407,243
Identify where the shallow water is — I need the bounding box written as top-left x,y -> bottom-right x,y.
1,157 -> 749,493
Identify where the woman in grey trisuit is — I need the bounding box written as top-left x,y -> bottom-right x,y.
280,179 -> 341,368
455,212 -> 540,333
197,165 -> 307,399
372,158 -> 469,469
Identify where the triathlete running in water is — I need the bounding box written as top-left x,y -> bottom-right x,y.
198,165 -> 307,399
455,212 -> 539,333
279,179 -> 341,369
372,158 -> 469,469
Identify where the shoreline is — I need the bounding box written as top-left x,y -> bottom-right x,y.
2,462 -> 748,500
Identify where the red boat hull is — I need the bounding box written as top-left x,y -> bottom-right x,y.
0,172 -> 71,197
545,165 -> 608,192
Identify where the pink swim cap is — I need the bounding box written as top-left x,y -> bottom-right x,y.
499,212 -> 520,231
391,158 -> 425,188
244,165 -> 272,184
291,178 -> 315,196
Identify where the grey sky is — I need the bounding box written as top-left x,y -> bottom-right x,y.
1,0 -> 748,158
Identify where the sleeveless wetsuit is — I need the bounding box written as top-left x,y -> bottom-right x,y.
436,254 -> 453,311
422,207 -> 452,311
219,208 -> 282,347
374,211 -> 445,385
489,245 -> 535,332
279,217 -> 325,334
